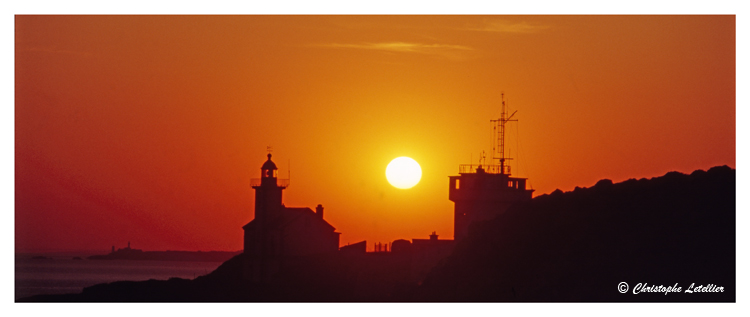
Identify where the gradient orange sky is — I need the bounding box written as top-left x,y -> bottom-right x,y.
15,15 -> 735,252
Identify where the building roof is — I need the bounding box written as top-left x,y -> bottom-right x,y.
411,239 -> 455,246
243,206 -> 336,232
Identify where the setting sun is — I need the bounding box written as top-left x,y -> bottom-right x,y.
386,157 -> 422,189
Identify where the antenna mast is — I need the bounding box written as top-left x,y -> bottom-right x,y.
490,93 -> 517,175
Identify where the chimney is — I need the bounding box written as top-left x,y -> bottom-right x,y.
430,231 -> 438,241
316,204 -> 324,218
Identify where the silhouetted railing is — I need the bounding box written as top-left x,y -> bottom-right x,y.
250,178 -> 290,188
458,164 -> 510,174
372,242 -> 390,253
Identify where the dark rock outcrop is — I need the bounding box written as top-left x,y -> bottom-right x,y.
411,166 -> 735,302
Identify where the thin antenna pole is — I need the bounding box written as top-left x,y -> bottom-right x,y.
500,93 -> 505,169
508,148 -> 511,174
492,124 -> 496,160
516,121 -> 520,176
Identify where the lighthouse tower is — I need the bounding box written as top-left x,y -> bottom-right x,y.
251,153 -> 286,225
243,153 -> 289,281
449,94 -> 534,240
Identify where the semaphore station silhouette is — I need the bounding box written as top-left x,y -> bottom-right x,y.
243,94 -> 533,283
450,94 -> 534,240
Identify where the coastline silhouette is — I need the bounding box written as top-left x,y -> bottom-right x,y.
18,165 -> 735,302
86,242 -> 241,262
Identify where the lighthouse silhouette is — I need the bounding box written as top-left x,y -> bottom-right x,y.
242,153 -> 340,282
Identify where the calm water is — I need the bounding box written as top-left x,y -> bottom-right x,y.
15,253 -> 224,300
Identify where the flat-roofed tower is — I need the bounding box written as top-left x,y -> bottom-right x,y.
449,164 -> 533,240
449,93 -> 534,240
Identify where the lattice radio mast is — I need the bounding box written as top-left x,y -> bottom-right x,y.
490,93 -> 517,175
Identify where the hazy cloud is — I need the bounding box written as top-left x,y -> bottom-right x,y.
316,42 -> 475,60
463,20 -> 549,33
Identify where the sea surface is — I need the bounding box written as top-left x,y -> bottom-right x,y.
15,253 -> 224,300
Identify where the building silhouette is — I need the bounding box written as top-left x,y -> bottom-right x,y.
408,232 -> 455,280
449,94 -> 533,240
243,154 -> 340,282
449,164 -> 533,241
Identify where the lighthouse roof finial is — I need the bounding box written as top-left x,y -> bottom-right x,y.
262,153 -> 278,170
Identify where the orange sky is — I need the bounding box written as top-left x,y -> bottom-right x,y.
15,15 -> 735,252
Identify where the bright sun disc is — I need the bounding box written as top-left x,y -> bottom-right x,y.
386,157 -> 422,189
